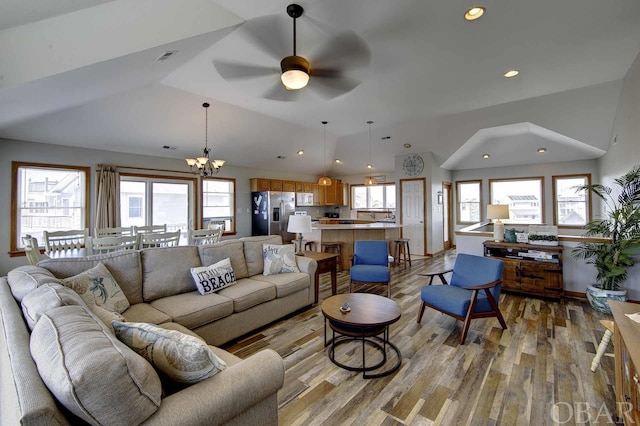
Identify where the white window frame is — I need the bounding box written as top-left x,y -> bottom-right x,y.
456,180 -> 482,224
11,162 -> 90,253
202,177 -> 236,235
553,174 -> 591,228
489,176 -> 545,225
350,183 -> 396,210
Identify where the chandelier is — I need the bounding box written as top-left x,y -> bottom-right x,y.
186,102 -> 225,176
364,120 -> 377,186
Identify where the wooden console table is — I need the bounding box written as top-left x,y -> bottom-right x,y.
611,301 -> 640,424
300,251 -> 339,304
483,240 -> 564,299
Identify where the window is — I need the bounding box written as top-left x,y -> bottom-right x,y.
456,180 -> 482,224
11,162 -> 89,252
120,175 -> 195,244
553,174 -> 590,227
202,178 -> 236,234
351,183 -> 396,209
489,177 -> 544,224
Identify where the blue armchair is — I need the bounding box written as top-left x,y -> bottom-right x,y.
417,253 -> 506,344
350,240 -> 391,297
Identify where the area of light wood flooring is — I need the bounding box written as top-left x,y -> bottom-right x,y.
222,250 -> 617,425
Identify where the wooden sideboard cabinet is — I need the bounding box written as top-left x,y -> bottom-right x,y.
611,301 -> 640,424
482,240 -> 564,299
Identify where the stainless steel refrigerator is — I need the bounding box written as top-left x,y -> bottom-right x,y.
251,191 -> 296,243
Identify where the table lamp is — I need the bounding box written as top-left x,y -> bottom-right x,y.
287,215 -> 312,255
487,204 -> 510,242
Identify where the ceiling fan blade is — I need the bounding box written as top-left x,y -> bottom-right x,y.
236,14 -> 291,62
261,81 -> 306,102
213,60 -> 276,81
310,70 -> 362,99
311,31 -> 371,72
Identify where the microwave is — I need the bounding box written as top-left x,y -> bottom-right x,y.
296,193 -> 314,206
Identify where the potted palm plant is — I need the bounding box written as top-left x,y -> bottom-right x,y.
572,166 -> 640,313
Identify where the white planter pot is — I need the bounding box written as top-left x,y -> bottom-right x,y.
585,285 -> 628,314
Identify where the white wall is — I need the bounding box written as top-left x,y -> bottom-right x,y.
0,138 -> 318,275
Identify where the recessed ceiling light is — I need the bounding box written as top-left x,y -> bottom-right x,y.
367,163 -> 373,169
277,155 -> 286,159
464,6 -> 485,21
482,153 -> 490,159
537,147 -> 547,153
504,69 -> 520,78
404,143 -> 412,148
297,150 -> 304,155
335,158 -> 342,163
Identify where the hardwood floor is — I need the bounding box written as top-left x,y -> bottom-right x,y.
222,251 -> 617,425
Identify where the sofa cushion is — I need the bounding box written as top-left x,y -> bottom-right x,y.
112,321 -> 227,384
198,240 -> 248,279
61,263 -> 130,313
150,291 -> 234,329
190,257 -> 236,295
90,305 -> 126,333
251,273 -> 311,298
241,235 -> 283,277
37,250 -> 144,304
141,246 -> 202,302
121,303 -> 171,324
7,266 -> 61,303
30,305 -> 161,425
263,244 -> 300,275
217,278 -> 277,313
21,283 -> 85,330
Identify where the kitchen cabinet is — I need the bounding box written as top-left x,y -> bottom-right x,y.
324,183 -> 337,205
250,178 -> 271,192
611,301 -> 640,424
482,240 -> 563,299
252,178 -> 345,206
282,180 -> 296,192
270,180 -> 283,191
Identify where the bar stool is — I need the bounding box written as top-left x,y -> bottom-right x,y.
304,241 -> 318,251
393,238 -> 411,267
321,242 -> 342,272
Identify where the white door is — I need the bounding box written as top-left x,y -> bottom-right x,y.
401,179 -> 425,255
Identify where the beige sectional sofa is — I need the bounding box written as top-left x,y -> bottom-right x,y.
0,235 -> 317,425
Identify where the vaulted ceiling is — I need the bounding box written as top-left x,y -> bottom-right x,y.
1,0 -> 639,176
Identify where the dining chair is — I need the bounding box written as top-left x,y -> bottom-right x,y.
207,220 -> 226,231
43,229 -> 88,253
349,240 -> 391,297
22,235 -> 49,265
133,224 -> 167,235
188,228 -> 223,245
137,230 -> 181,249
417,253 -> 506,345
94,226 -> 134,238
89,235 -> 139,255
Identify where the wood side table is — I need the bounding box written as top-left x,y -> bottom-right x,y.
299,251 -> 339,304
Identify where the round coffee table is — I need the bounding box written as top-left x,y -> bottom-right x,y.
321,293 -> 402,378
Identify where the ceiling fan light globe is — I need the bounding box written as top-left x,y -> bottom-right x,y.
280,55 -> 310,90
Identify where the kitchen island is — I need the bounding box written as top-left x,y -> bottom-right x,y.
305,222 -> 402,271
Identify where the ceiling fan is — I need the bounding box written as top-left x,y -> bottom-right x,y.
213,3 -> 371,101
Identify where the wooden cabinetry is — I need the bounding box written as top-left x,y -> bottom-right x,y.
482,241 -> 564,299
251,178 -> 346,206
611,301 -> 640,424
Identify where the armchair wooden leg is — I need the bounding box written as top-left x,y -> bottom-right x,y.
460,290 -> 480,345
387,282 -> 390,298
417,302 -> 427,323
484,289 -> 507,330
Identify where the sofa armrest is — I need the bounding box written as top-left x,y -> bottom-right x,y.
295,255 -> 317,276
142,349 -> 284,426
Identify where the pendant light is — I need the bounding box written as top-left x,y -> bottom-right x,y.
364,120 -> 377,186
186,103 -> 225,176
318,121 -> 332,186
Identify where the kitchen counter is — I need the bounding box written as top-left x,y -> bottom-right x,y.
305,223 -> 401,270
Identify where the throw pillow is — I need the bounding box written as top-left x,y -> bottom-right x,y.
62,263 -> 130,313
263,244 -> 300,276
112,321 -> 227,384
90,304 -> 126,333
189,257 -> 236,295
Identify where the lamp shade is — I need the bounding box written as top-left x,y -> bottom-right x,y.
487,204 -> 510,220
287,215 -> 312,233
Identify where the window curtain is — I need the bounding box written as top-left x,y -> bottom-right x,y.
95,166 -> 120,229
